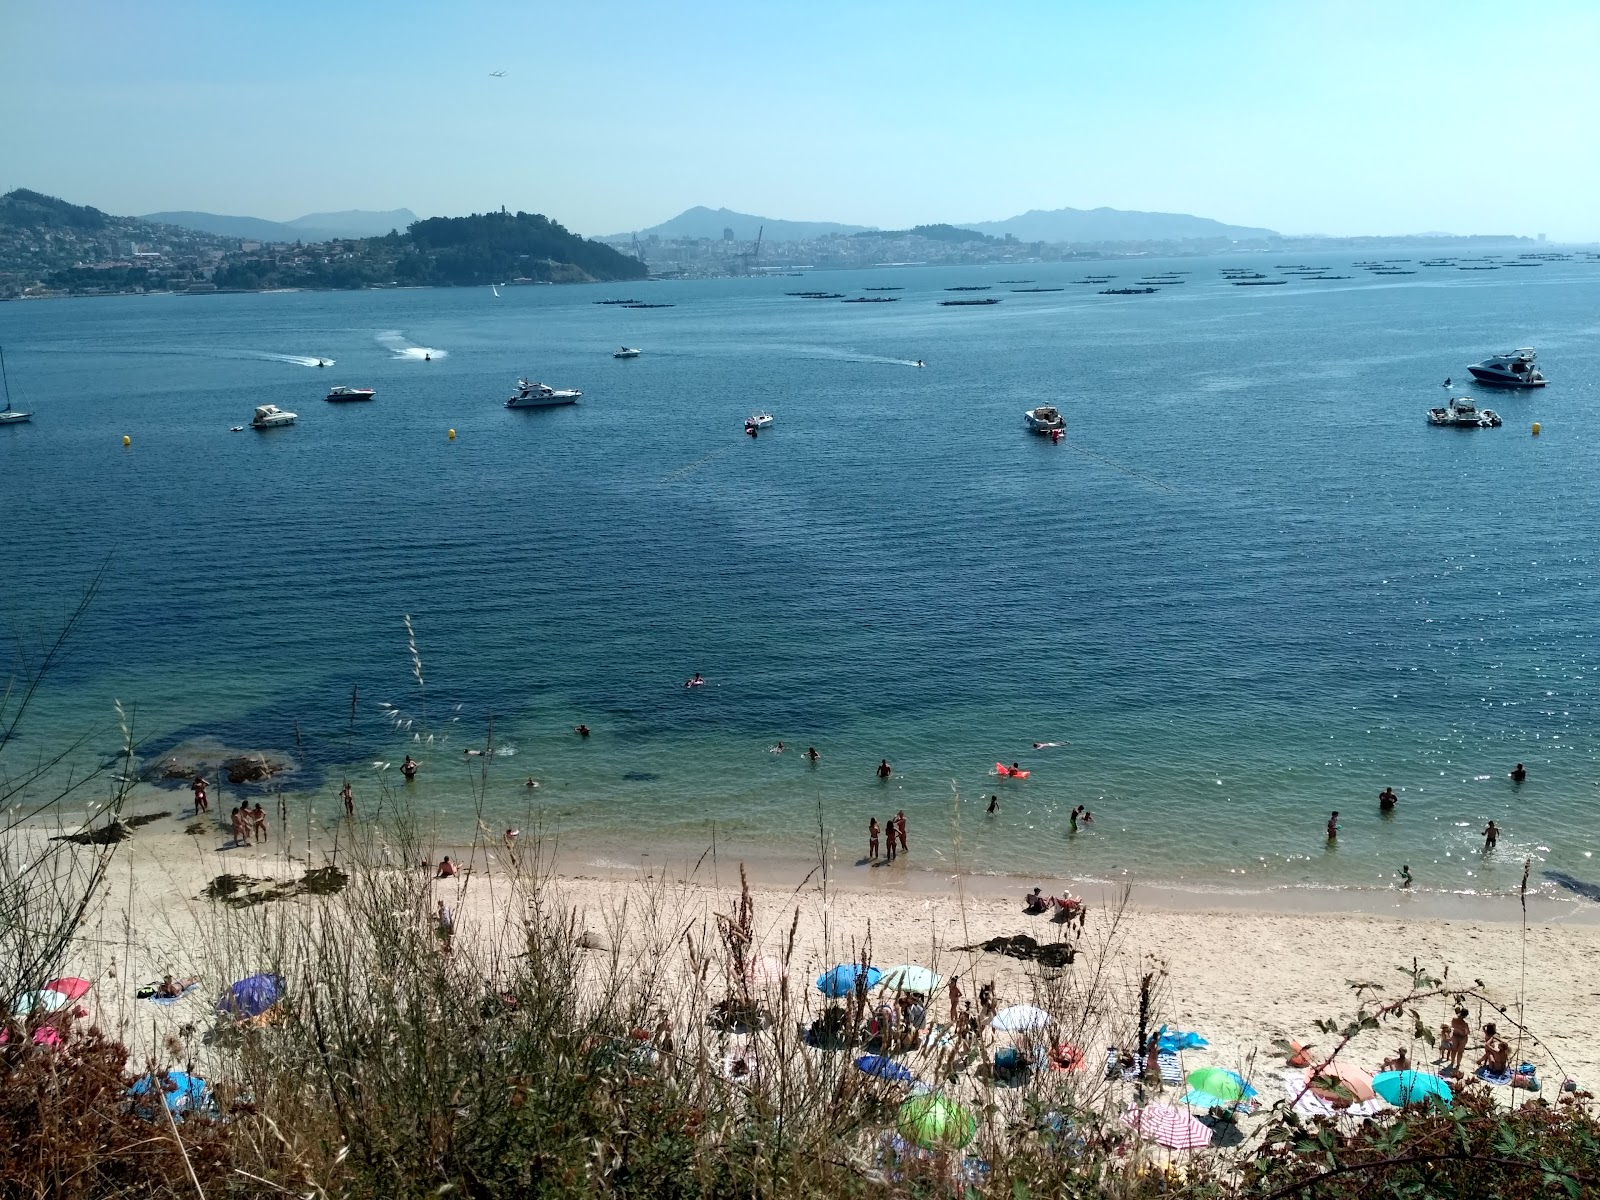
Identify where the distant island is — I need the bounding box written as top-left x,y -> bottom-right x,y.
140,207 -> 420,244
0,191 -> 647,299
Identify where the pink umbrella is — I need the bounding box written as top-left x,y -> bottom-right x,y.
43,977 -> 92,1002
1121,1102 -> 1213,1150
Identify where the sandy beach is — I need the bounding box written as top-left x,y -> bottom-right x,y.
65,797 -> 1600,1105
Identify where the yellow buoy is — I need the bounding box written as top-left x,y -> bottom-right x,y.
122,435 -> 131,446
1532,422 -> 1541,436
448,428 -> 456,440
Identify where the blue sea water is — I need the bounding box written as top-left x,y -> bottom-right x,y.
4,253 -> 1600,899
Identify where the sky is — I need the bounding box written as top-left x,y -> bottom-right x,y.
4,0 -> 1599,240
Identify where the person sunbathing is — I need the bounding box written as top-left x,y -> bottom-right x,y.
1478,1023 -> 1511,1075
156,974 -> 200,998
1380,1047 -> 1411,1072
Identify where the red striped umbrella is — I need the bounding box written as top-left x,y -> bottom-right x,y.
1121,1102 -> 1213,1150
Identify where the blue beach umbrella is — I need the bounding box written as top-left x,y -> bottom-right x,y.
128,1070 -> 209,1118
1372,1070 -> 1452,1108
816,964 -> 881,998
855,1054 -> 915,1083
218,973 -> 284,1019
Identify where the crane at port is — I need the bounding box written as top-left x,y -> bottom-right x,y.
739,224 -> 763,275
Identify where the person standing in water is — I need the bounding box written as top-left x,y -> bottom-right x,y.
805,746 -> 820,764
885,818 -> 897,862
341,780 -> 354,819
986,794 -> 999,815
1482,820 -> 1500,851
1326,811 -> 1339,841
1510,762 -> 1527,783
190,774 -> 209,815
877,759 -> 892,780
895,810 -> 907,853
402,756 -> 418,781
868,818 -> 880,861
1378,786 -> 1398,812
1398,863 -> 1413,889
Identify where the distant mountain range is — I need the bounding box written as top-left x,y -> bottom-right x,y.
141,208 -> 418,243
617,206 -> 870,242
968,206 -> 1275,243
616,204 -> 1276,245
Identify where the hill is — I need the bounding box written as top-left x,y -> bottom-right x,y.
142,207 -> 418,243
968,205 -> 1276,243
620,206 -> 870,242
852,223 -> 993,244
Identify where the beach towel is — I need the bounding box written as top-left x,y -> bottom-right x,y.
138,982 -> 199,1006
1475,1065 -> 1516,1087
1281,1070 -> 1384,1119
1157,1027 -> 1209,1052
1105,1047 -> 1183,1086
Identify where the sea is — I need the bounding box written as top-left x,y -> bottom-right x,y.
4,252 -> 1600,904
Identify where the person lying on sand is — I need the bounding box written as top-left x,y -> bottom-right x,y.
156,974 -> 201,998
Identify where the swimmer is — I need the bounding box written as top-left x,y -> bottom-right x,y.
686,672 -> 705,688
770,741 -> 785,755
1379,786 -> 1398,811
805,746 -> 820,763
1033,741 -> 1064,749
524,777 -> 539,789
914,359 -> 924,368
1081,809 -> 1093,823
401,755 -> 418,781
1010,762 -> 1023,776
1510,762 -> 1527,783
986,794 -> 998,815
574,724 -> 591,738
464,748 -> 484,757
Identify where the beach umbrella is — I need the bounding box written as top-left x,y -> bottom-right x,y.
1121,1102 -> 1213,1150
43,977 -> 93,1002
1373,1070 -> 1452,1108
991,1004 -> 1051,1032
743,955 -> 788,985
1181,1066 -> 1257,1109
898,1092 -> 978,1150
1302,1062 -> 1376,1106
218,973 -> 284,1019
878,964 -> 942,994
10,989 -> 69,1016
128,1070 -> 209,1117
816,964 -> 881,998
855,1054 -> 915,1083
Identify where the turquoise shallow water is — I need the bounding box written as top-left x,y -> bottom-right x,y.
4,253 -> 1600,899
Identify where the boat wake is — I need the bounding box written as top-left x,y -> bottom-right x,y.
376,330 -> 448,360
791,345 -> 923,368
246,352 -> 333,368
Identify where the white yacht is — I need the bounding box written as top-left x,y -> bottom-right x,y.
613,346 -> 642,359
744,411 -> 773,432
1024,405 -> 1064,433
325,385 -> 375,402
0,346 -> 31,424
1427,396 -> 1501,428
506,379 -> 581,408
1467,348 -> 1546,388
250,404 -> 297,429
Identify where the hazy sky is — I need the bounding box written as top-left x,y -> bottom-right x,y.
5,0 -> 1598,240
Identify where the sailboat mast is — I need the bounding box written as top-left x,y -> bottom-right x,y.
0,344 -> 10,411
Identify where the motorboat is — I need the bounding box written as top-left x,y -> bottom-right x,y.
613,346 -> 641,359
744,411 -> 773,432
1427,397 -> 1501,428
1024,405 -> 1065,433
1467,348 -> 1546,388
251,404 -> 297,429
506,379 -> 581,408
325,386 -> 376,402
0,345 -> 31,424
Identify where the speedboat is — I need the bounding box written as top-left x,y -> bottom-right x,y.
325,386 -> 375,402
613,346 -> 641,359
251,404 -> 297,429
506,379 -> 581,408
1467,348 -> 1546,388
1427,397 -> 1501,428
744,411 -> 773,433
1024,405 -> 1065,433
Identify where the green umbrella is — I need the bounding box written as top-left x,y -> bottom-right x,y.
897,1093 -> 977,1150
1185,1066 -> 1248,1104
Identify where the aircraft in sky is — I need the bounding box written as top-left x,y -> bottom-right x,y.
489,70 -> 507,78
